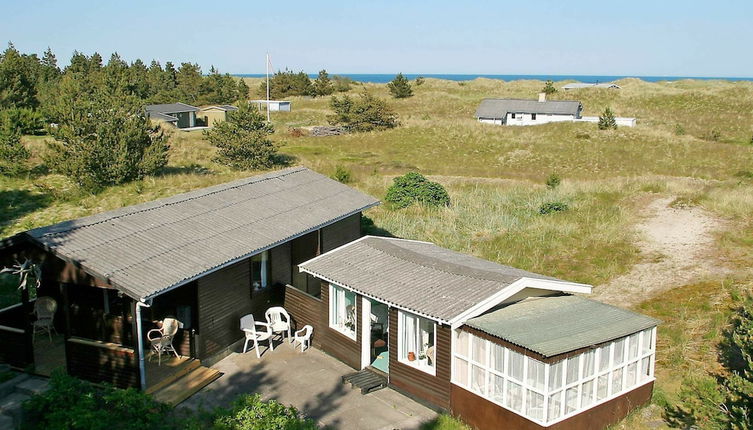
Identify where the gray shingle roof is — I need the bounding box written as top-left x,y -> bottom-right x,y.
145,102 -> 199,113
26,167 -> 379,301
299,236 -> 568,323
147,111 -> 179,122
475,98 -> 582,119
200,105 -> 238,112
465,295 -> 659,357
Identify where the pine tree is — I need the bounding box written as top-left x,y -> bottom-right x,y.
237,78 -> 250,101
542,80 -> 557,95
387,73 -> 413,98
39,47 -> 60,82
328,90 -> 399,132
203,104 -> 278,170
0,120 -> 30,175
176,62 -> 202,103
598,107 -> 617,130
312,70 -> 334,97
43,74 -> 168,190
0,43 -> 39,109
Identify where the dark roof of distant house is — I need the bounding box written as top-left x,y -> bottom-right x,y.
475,98 -> 582,118
299,236 -> 588,323
201,105 -> 238,112
465,295 -> 660,357
24,167 -> 379,301
562,82 -> 621,90
147,111 -> 179,122
145,102 -> 199,114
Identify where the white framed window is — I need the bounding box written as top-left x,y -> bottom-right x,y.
451,327 -> 656,426
398,310 -> 436,375
329,284 -> 356,340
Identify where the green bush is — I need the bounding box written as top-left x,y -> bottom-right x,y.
331,165 -> 352,183
0,107 -> 44,135
414,76 -> 425,86
598,107 -> 617,130
204,103 -> 278,170
0,127 -> 30,175
545,173 -> 561,190
541,80 -> 557,95
327,91 -> 398,132
23,371 -> 175,430
387,73 -> 413,99
539,201 -> 569,215
213,394 -> 317,430
385,172 -> 450,209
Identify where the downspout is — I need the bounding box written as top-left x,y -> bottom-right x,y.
135,300 -> 151,391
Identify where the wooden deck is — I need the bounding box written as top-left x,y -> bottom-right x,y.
145,355 -> 221,405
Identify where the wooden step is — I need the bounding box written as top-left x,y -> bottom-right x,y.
342,369 -> 387,394
151,366 -> 221,406
145,359 -> 201,395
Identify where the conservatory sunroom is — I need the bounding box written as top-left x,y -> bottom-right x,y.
451,295 -> 659,428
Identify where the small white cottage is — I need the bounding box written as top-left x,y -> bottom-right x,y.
249,100 -> 292,112
475,94 -> 582,126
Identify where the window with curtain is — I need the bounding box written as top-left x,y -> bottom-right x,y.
329,284 -> 356,339
251,251 -> 269,290
398,310 -> 436,374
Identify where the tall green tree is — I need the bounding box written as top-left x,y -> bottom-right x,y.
542,80 -> 557,95
236,78 -> 250,100
203,103 -> 277,170
0,43 -> 39,109
43,74 -> 168,190
328,90 -> 399,132
387,73 -> 413,99
0,120 -> 30,175
259,69 -> 312,99
176,62 -> 203,103
598,107 -> 617,130
312,69 -> 334,97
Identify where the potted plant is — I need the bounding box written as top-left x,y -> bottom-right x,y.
418,351 -> 427,366
407,351 -> 416,361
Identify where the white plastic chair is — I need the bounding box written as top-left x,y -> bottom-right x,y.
147,318 -> 180,366
265,307 -> 292,343
292,325 -> 313,352
241,314 -> 273,359
32,297 -> 58,343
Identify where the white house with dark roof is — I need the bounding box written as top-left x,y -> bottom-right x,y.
475,94 -> 583,126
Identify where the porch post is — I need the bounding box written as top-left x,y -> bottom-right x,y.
134,300 -> 150,390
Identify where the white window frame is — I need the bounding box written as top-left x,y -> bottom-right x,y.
397,310 -> 437,376
451,327 -> 656,426
329,284 -> 357,340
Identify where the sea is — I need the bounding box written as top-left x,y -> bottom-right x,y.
235,73 -> 753,83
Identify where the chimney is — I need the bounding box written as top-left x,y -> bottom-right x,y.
538,93 -> 546,102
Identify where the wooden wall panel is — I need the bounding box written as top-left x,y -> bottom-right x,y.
197,259 -> 253,359
388,308 -> 452,409
450,381 -> 654,430
317,284 -> 362,369
270,242 -> 292,286
66,338 -> 139,389
321,214 -> 361,253
0,326 -> 32,368
283,285 -> 324,348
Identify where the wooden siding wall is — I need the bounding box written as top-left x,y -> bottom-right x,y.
197,260 -> 253,359
270,242 -> 292,286
283,285 -> 324,348
321,213 -> 361,253
450,381 -> 654,430
318,283 -> 362,369
66,337 -> 139,389
388,308 -> 452,409
0,325 -> 31,368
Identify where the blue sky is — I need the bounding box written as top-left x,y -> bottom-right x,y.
2,0 -> 752,77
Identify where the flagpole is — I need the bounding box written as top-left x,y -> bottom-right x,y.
265,52 -> 271,122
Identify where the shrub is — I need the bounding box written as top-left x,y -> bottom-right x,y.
204,103 -> 278,170
327,91 -> 398,132
545,173 -> 561,190
311,70 -> 334,97
387,73 -> 413,99
706,129 -> 722,142
331,75 -> 353,93
542,80 -> 557,95
670,294 -> 753,428
414,76 -> 425,86
598,107 -> 617,130
539,201 -> 569,215
288,127 -> 306,138
0,107 -> 44,135
385,172 -> 450,209
331,165 -> 352,183
213,394 -> 317,430
23,370 -> 176,430
0,127 -> 30,175
258,69 -> 312,99
675,123 -> 686,136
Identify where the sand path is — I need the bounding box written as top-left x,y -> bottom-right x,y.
593,196 -> 724,307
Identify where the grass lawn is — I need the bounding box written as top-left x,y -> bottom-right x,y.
2,77 -> 753,428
